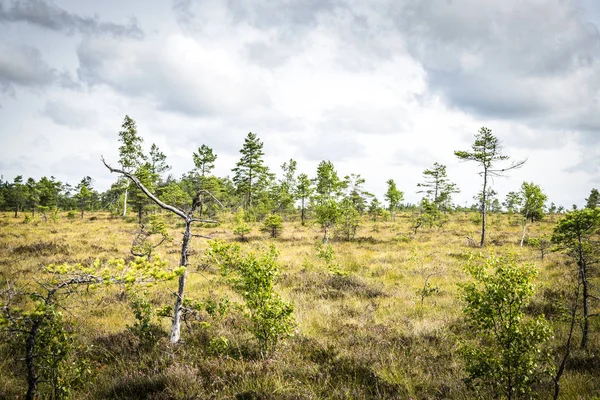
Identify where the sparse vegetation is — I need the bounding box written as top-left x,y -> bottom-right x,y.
0,123 -> 598,399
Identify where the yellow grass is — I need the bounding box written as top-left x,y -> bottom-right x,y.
0,210 -> 598,399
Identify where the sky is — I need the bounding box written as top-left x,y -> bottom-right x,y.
1,0 -> 599,208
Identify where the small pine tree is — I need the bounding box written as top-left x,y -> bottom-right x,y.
233,208 -> 251,241
261,214 -> 283,238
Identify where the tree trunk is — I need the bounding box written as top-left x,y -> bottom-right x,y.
170,220 -> 191,344
199,194 -> 204,218
520,219 -> 527,247
248,169 -> 253,209
553,283 -> 580,400
301,198 -> 305,226
25,320 -> 40,400
480,171 -> 487,247
123,187 -> 128,217
81,207 -> 84,219
581,260 -> 589,349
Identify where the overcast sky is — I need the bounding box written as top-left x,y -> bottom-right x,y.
1,0 -> 599,207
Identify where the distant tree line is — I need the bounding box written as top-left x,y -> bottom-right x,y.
0,118 -> 597,236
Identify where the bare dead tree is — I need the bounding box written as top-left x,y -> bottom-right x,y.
553,282 -> 580,400
102,157 -> 222,344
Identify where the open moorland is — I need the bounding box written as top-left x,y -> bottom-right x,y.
1,210 -> 598,399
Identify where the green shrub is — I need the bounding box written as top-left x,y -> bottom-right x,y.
260,214 -> 283,238
459,254 -> 551,399
207,241 -> 295,357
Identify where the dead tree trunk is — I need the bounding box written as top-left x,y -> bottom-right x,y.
123,186 -> 128,217
102,157 -> 221,344
25,319 -> 41,400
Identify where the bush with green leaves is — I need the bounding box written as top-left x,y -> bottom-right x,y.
1,256 -> 178,399
127,292 -> 163,349
337,198 -> 360,241
0,294 -> 77,400
315,198 -> 340,243
207,240 -> 294,357
551,207 -> 600,349
131,215 -> 172,260
459,254 -> 551,399
260,214 -> 283,238
527,235 -> 552,260
233,208 -> 251,241
316,242 -> 346,276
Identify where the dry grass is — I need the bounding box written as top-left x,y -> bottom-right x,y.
0,211 -> 599,399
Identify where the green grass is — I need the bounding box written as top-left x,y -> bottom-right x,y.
0,211 -> 599,399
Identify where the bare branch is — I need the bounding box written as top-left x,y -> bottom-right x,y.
489,158 -> 528,176
192,189 -> 225,209
191,234 -> 213,239
190,218 -> 219,224
101,157 -> 187,219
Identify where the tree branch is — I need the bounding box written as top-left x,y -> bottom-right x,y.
101,157 -> 187,219
191,234 -> 213,239
192,189 -> 224,209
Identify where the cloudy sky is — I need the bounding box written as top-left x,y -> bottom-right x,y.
1,0 -> 599,207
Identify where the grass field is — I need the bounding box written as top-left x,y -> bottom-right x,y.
1,211 -> 598,399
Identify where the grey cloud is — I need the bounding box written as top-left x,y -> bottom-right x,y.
76,37 -> 270,117
565,147 -> 600,176
43,99 -> 94,128
0,44 -> 55,87
318,105 -> 411,135
27,133 -> 51,149
293,133 -> 365,161
390,146 -> 435,169
0,0 -> 144,38
176,0 -> 348,68
391,0 -> 600,136
0,42 -> 76,94
245,41 -> 297,69
225,0 -> 343,31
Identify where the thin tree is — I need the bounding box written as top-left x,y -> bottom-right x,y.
192,144 -> 217,177
455,127 -> 526,247
9,176 -> 25,217
118,116 -> 146,217
417,162 -> 459,212
552,208 -> 600,349
103,143 -> 222,344
585,188 -> 599,209
384,179 -> 404,220
519,181 -> 547,247
277,159 -> 297,215
295,173 -> 313,225
75,176 -> 93,219
192,144 -> 217,217
232,132 -> 269,209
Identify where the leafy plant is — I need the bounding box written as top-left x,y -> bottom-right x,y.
233,208 -> 252,241
127,292 -> 163,349
459,254 -> 551,399
207,240 -> 294,357
260,214 -> 283,238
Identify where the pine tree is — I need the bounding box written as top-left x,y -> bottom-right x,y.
417,162 -> 459,212
232,132 -> 269,209
585,188 -> 599,209
193,144 -> 217,177
455,127 -> 526,247
296,173 -> 313,225
118,115 -> 146,217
